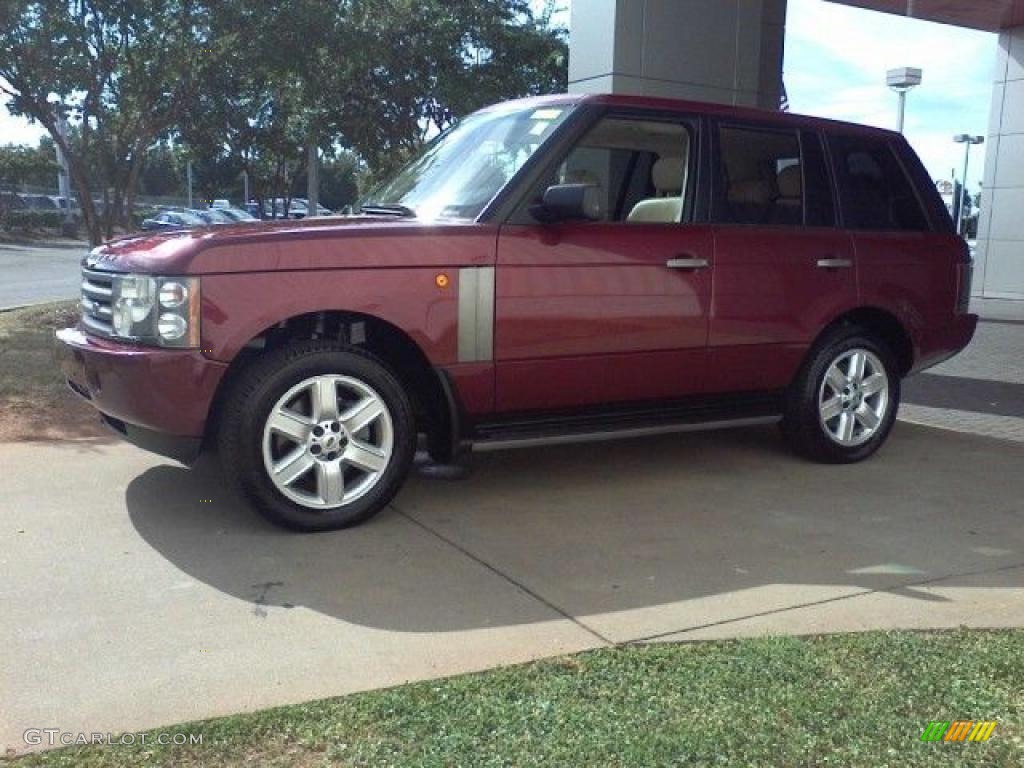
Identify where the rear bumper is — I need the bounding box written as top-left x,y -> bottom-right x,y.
56,326 -> 227,461
912,313 -> 979,374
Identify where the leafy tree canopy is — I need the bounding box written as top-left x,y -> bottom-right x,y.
0,0 -> 567,242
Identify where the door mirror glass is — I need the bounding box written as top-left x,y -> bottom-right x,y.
530,184 -> 602,223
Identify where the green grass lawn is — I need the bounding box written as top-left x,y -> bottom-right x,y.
7,630 -> 1022,767
0,301 -> 78,402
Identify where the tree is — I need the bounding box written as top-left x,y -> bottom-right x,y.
179,0 -> 569,205
1,0 -> 568,237
0,143 -> 57,191
139,144 -> 185,199
293,151 -> 360,211
332,0 -> 568,175
0,0 -> 216,243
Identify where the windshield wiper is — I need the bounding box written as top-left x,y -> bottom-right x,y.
358,202 -> 417,218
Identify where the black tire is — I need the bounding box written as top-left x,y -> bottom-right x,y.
218,341 -> 417,532
781,325 -> 901,464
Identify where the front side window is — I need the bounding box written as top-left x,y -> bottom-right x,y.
526,116 -> 696,224
363,104 -> 574,222
828,135 -> 930,232
715,125 -> 804,226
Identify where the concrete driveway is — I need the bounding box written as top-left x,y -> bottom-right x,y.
3,421 -> 1023,753
0,241 -> 84,310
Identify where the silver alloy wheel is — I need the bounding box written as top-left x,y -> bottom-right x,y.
817,348 -> 890,448
261,374 -> 394,510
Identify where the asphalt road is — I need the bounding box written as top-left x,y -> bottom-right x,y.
0,241 -> 85,310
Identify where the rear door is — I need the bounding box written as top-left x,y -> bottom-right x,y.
708,122 -> 857,393
494,111 -> 713,413
827,133 -> 962,335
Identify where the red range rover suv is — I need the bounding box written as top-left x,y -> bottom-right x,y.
57,94 -> 977,531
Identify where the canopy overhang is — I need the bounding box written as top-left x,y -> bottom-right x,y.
827,0 -> 1024,31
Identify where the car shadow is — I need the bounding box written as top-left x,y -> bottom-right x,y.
126,423 -> 1024,634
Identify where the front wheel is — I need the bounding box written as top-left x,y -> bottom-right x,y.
219,342 -> 417,531
781,328 -> 901,464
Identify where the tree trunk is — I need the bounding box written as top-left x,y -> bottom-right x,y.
32,110 -> 99,244
121,148 -> 146,230
307,139 -> 319,214
71,170 -> 102,246
54,131 -> 102,246
100,188 -> 111,241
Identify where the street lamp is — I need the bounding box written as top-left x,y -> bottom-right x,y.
53,107 -> 74,230
886,67 -> 923,134
953,134 -> 984,237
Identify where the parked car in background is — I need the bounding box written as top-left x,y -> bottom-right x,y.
250,198 -> 333,219
140,209 -> 205,231
21,193 -> 59,211
262,198 -> 303,219
52,196 -> 81,216
0,191 -> 28,211
214,206 -> 258,223
290,198 -> 334,218
190,208 -> 235,225
59,93 -> 977,533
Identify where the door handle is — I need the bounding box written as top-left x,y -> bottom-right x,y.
816,258 -> 853,269
666,257 -> 710,270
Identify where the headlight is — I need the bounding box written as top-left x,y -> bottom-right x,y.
110,274 -> 200,347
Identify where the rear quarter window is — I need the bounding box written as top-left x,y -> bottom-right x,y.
828,134 -> 931,232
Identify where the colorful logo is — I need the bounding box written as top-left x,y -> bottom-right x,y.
920,720 -> 997,743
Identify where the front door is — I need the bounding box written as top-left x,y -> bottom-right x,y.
494,113 -> 712,413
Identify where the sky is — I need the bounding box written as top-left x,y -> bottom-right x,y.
784,0 -> 995,191
1,0 -> 997,190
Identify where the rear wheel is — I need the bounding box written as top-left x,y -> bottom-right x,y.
782,327 -> 900,463
219,341 -> 416,531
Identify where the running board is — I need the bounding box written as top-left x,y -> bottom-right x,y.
469,393 -> 783,452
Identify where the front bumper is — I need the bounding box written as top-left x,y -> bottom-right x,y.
56,326 -> 228,462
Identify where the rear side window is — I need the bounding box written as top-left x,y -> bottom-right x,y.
714,125 -> 804,227
828,135 -> 930,232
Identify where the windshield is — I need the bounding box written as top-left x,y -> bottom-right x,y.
363,103 -> 574,221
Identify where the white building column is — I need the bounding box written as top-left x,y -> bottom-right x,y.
976,26 -> 1024,300
568,0 -> 787,109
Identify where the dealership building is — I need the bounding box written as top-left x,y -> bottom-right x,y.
569,0 -> 1024,302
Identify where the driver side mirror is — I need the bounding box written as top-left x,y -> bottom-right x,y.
529,184 -> 602,224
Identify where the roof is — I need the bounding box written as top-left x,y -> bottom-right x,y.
495,93 -> 900,139
827,0 -> 1024,32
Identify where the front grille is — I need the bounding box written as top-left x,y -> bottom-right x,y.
80,268 -> 115,337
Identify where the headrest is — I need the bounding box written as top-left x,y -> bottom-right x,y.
777,165 -> 802,199
652,157 -> 684,192
728,180 -> 774,206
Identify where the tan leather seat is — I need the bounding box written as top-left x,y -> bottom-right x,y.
728,180 -> 775,207
627,157 -> 685,223
725,179 -> 775,224
771,164 -> 802,225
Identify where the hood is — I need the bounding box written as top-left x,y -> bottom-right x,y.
85,216 -> 491,274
